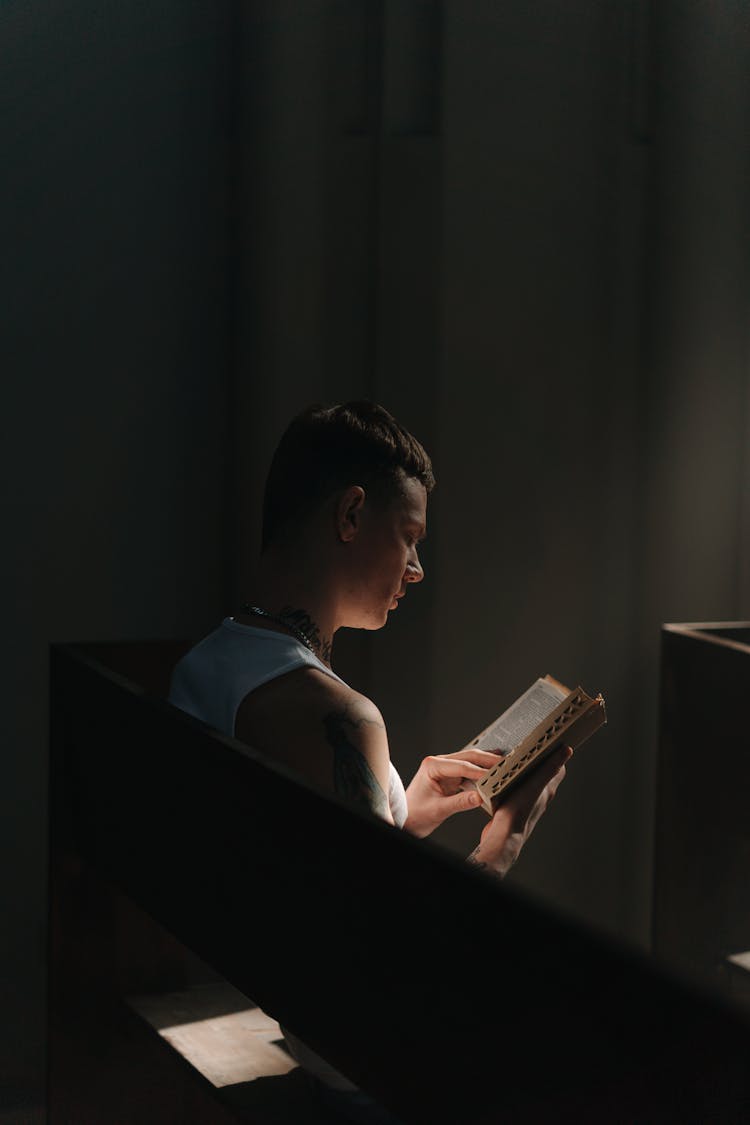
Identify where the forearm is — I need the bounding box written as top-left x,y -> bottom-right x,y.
402,806 -> 430,837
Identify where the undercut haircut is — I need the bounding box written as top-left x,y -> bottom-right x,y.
261,401 -> 435,551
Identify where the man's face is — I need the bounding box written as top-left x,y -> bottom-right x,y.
346,474 -> 427,629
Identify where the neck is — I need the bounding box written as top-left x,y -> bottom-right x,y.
242,552 -> 337,667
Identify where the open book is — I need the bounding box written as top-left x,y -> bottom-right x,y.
463,676 -> 606,816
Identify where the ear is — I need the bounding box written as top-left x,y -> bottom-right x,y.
336,485 -> 366,542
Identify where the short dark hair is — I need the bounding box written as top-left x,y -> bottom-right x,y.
261,400 -> 435,551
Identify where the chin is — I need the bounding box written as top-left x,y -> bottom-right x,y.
364,610 -> 391,630
364,616 -> 389,631
342,611 -> 388,631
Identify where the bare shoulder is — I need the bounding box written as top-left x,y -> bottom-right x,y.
235,665 -> 384,735
235,668 -> 392,821
322,680 -> 385,733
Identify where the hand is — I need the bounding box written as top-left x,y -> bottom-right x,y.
466,744 -> 573,878
404,749 -> 502,838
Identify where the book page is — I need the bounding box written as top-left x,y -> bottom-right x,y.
472,677 -> 568,754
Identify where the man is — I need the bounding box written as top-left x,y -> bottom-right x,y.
169,400 -> 570,1122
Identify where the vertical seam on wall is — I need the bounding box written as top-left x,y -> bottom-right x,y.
365,0 -> 385,399
222,0 -> 244,614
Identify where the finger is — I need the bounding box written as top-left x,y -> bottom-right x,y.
444,748 -> 504,766
429,757 -> 490,780
444,788 -> 483,817
521,745 -> 570,789
545,757 -> 570,800
539,744 -> 572,785
528,759 -> 569,829
503,746 -> 570,817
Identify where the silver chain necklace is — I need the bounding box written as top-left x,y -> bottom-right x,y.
240,604 -> 317,655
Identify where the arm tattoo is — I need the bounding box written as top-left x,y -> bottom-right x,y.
279,605 -> 332,664
323,704 -> 389,820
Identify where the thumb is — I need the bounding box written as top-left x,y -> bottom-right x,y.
448,788 -> 482,817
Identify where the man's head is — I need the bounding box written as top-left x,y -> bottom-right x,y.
261,400 -> 435,552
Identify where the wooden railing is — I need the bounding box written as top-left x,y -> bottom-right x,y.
49,640 -> 750,1124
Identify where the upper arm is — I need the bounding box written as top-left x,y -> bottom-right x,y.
234,671 -> 393,824
322,693 -> 393,824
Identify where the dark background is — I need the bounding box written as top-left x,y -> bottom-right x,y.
3,0 -> 750,1113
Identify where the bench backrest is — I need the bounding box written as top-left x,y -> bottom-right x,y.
50,641 -> 750,1124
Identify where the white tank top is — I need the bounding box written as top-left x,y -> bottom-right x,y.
168,616 -> 408,1091
168,617 -> 408,827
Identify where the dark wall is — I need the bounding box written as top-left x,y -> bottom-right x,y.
1,0 -> 233,1106
626,0 -> 750,931
224,2 -> 750,952
425,2 -> 644,934
225,2 -> 653,942
4,0 -> 750,1111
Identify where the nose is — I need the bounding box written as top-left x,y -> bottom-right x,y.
405,552 -> 424,584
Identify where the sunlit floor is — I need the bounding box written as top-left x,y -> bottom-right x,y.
127,981 -> 330,1124
128,981 -> 297,1087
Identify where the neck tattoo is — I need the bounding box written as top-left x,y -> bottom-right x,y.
240,604 -> 333,665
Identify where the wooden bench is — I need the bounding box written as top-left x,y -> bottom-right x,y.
49,641 -> 750,1124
